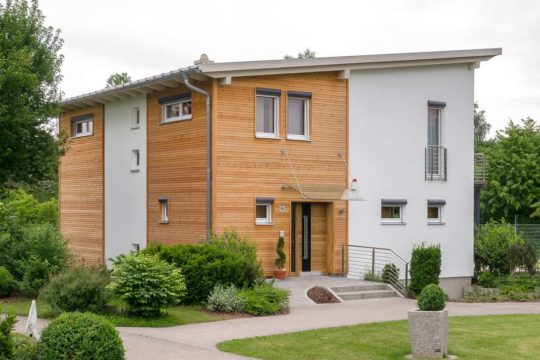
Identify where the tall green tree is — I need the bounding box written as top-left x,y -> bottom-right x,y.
481,118 -> 540,223
474,102 -> 491,150
284,48 -> 316,59
0,0 -> 64,188
106,72 -> 131,87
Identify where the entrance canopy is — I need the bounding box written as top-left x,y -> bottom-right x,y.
282,183 -> 364,201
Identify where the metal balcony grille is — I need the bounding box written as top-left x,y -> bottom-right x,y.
474,153 -> 488,186
425,146 -> 447,181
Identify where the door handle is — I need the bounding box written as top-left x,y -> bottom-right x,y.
303,215 -> 308,260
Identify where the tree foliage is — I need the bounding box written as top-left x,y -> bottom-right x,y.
474,102 -> 491,149
480,118 -> 540,223
0,0 -> 65,187
284,48 -> 316,59
106,72 -> 131,88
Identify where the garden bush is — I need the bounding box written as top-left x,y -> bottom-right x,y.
206,284 -> 245,313
0,266 -> 14,298
417,284 -> 446,311
0,309 -> 16,359
409,244 -> 441,296
238,283 -> 289,316
507,239 -> 538,275
41,266 -> 111,313
11,333 -> 37,360
477,272 -> 497,288
0,223 -> 70,297
40,312 -> 124,360
474,223 -> 525,275
382,263 -> 399,284
109,254 -> 186,317
145,241 -> 263,304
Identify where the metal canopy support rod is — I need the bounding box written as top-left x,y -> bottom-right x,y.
183,75 -> 212,237
281,148 -> 304,198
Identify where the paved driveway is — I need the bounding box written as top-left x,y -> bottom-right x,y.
15,299 -> 540,359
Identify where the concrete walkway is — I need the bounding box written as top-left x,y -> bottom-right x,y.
15,299 -> 540,359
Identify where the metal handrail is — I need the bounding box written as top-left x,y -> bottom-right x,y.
425,145 -> 447,181
345,244 -> 409,264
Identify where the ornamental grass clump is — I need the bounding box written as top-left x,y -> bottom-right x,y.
109,254 -> 186,317
206,284 -> 245,313
417,284 -> 446,311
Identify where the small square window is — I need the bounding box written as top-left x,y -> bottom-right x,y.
159,198 -> 168,224
131,107 -> 140,129
256,201 -> 272,225
162,99 -> 192,123
256,94 -> 279,138
131,150 -> 140,172
287,96 -> 309,140
71,114 -> 93,137
381,200 -> 406,224
427,201 -> 445,224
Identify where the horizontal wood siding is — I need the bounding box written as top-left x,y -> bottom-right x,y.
213,73 -> 348,275
59,105 -> 104,265
147,83 -> 209,246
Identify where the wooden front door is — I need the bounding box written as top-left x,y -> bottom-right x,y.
291,202 -> 327,275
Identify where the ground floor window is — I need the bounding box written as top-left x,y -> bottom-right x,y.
427,199 -> 445,224
256,198 -> 273,225
381,199 -> 407,224
159,198 -> 168,224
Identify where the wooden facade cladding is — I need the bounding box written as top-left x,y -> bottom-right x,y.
212,72 -> 348,275
59,105 -> 104,265
146,82 -> 209,246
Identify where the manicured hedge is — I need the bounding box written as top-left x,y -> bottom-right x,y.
417,284 -> 446,311
145,243 -> 262,304
409,244 -> 441,296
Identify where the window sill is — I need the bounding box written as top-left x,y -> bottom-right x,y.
381,221 -> 407,225
161,116 -> 192,125
255,134 -> 281,140
428,222 -> 446,226
130,168 -> 140,173
287,136 -> 311,142
256,222 -> 273,226
130,126 -> 140,130
158,220 -> 169,224
70,134 -> 93,139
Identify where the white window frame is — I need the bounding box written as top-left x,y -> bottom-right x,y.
162,98 -> 192,123
381,204 -> 406,224
131,107 -> 140,129
255,201 -> 273,225
130,149 -> 140,172
427,204 -> 444,225
287,96 -> 310,141
71,115 -> 93,138
256,94 -> 279,139
159,199 -> 169,224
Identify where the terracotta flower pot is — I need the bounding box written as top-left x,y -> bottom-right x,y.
273,269 -> 286,280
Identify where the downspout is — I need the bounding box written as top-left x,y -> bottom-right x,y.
182,75 -> 212,237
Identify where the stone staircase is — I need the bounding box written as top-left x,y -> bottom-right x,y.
330,283 -> 400,301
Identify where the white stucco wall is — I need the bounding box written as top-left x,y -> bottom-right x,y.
348,64 -> 475,280
104,96 -> 147,263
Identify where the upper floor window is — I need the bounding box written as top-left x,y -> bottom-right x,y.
131,107 -> 140,129
381,199 -> 407,225
287,91 -> 311,140
256,88 -> 280,139
426,101 -> 447,180
427,199 -> 445,225
71,114 -> 93,138
159,93 -> 192,123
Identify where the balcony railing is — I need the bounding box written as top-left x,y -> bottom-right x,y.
474,153 -> 488,186
425,146 -> 447,181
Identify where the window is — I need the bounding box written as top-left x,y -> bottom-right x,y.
71,114 -> 93,137
427,199 -> 445,224
256,88 -> 280,138
381,199 -> 407,224
255,198 -> 273,225
427,101 -> 446,178
131,107 -> 140,129
158,198 -> 168,224
160,94 -> 192,123
287,91 -> 310,140
131,150 -> 140,172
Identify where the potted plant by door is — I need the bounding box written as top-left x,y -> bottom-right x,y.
274,236 -> 287,280
408,284 -> 448,358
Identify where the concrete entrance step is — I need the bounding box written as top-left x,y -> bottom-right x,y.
331,284 -> 399,301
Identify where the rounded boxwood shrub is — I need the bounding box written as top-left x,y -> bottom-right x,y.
409,244 -> 441,296
41,266 -> 111,312
238,283 -> 289,316
12,333 -> 37,360
40,312 -> 124,360
0,266 -> 14,297
109,254 -> 186,317
417,284 -> 446,311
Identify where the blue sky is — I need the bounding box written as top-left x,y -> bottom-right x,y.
40,0 -> 540,134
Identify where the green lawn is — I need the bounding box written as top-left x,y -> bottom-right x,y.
218,315 -> 540,360
0,297 -> 225,327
